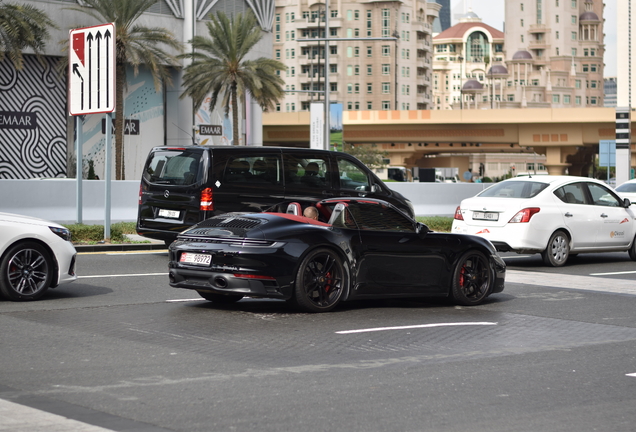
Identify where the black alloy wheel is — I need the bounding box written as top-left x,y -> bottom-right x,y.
451,250 -> 492,306
0,242 -> 53,301
294,248 -> 347,312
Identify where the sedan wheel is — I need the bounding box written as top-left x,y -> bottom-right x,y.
629,235 -> 636,261
197,291 -> 243,303
451,250 -> 492,306
0,242 -> 53,301
541,230 -> 569,267
294,248 -> 347,313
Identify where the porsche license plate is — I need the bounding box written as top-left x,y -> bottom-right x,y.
472,211 -> 499,221
158,209 -> 180,219
180,252 -> 212,266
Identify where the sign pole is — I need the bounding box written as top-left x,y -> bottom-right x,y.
75,116 -> 83,224
104,112 -> 112,241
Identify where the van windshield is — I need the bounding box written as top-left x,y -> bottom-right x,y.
143,150 -> 201,185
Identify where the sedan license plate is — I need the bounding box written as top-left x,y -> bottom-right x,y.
180,252 -> 212,266
472,211 -> 499,221
158,209 -> 180,219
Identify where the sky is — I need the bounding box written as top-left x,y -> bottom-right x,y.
449,0 -> 617,77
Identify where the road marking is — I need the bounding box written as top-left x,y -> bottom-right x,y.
77,250 -> 167,255
507,270 -> 636,295
626,373 -> 636,378
166,298 -> 205,302
501,255 -> 533,259
590,270 -> 636,276
78,273 -> 168,279
336,322 -> 497,335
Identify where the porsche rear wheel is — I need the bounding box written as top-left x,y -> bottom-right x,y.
0,242 -> 53,301
294,248 -> 346,313
451,250 -> 492,306
197,291 -> 243,303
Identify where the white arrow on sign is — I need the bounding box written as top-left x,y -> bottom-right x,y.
69,23 -> 116,116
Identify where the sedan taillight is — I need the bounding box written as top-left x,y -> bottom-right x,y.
454,206 -> 464,221
200,187 -> 213,211
508,207 -> 540,223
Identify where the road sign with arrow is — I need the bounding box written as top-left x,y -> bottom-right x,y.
69,23 -> 115,116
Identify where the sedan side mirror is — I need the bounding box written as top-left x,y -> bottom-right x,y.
624,198 -> 632,208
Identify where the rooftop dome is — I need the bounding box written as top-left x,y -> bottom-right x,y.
512,50 -> 533,60
488,65 -> 509,75
579,11 -> 600,21
462,79 -> 484,91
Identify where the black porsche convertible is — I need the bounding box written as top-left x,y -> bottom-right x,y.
168,198 -> 506,312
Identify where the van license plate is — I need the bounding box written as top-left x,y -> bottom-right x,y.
472,212 -> 498,221
158,209 -> 180,219
180,253 -> 212,266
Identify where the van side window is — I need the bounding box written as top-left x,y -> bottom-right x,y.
337,158 -> 371,191
283,154 -> 329,189
223,156 -> 282,185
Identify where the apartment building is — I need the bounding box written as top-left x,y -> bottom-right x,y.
274,0 -> 440,112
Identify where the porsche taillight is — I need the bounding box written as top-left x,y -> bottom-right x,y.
454,206 -> 464,221
508,207 -> 540,223
200,187 -> 213,211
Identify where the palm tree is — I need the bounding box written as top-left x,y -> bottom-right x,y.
0,0 -> 56,70
180,11 -> 286,145
67,0 -> 183,180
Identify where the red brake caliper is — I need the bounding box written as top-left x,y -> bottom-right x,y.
459,265 -> 466,286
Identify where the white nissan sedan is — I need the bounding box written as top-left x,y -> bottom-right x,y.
452,175 -> 636,266
0,212 -> 77,300
615,179 -> 636,203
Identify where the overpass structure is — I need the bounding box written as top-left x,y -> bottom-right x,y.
263,108 -> 631,176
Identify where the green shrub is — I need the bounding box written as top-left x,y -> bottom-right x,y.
64,222 -> 136,243
416,216 -> 453,232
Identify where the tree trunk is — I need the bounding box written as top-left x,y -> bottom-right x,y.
231,82 -> 239,145
115,62 -> 126,179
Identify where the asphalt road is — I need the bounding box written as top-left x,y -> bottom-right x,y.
1,249 -> 635,432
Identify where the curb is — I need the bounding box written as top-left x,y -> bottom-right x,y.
74,243 -> 168,253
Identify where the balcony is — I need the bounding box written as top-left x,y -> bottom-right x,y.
528,24 -> 549,34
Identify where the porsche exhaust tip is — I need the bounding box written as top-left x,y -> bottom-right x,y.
213,276 -> 228,288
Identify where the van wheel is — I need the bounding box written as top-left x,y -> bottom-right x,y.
541,230 -> 569,267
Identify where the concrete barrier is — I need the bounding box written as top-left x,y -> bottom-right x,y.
0,179 -> 492,224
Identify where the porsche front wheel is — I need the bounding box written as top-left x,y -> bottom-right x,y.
451,250 -> 492,306
294,248 -> 347,313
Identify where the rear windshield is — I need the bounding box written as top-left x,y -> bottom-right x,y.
616,182 -> 636,193
478,181 -> 549,198
143,150 -> 201,185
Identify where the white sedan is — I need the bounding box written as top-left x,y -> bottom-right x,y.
615,178 -> 636,202
452,175 -> 636,266
0,212 -> 77,300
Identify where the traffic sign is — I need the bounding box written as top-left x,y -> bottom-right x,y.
69,23 -> 115,116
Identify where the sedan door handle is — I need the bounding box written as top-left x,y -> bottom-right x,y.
564,212 -> 573,217
600,213 -> 608,218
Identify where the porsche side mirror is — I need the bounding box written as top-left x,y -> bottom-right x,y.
416,222 -> 430,238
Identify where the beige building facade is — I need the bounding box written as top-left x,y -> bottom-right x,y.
274,0 -> 440,112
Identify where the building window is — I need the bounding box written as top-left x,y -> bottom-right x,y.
575,79 -> 581,88
590,49 -> 596,56
572,48 -> 577,56
582,64 -> 589,72
564,95 -> 571,104
571,15 -> 577,24
521,19 -> 524,26
591,64 -> 597,72
354,65 -> 360,75
347,65 -> 353,76
354,84 -> 360,94
354,28 -> 360,37
591,97 -> 597,105
330,64 -> 338,73
354,10 -> 359,20
382,9 -> 390,37
571,31 -> 576,40
354,47 -> 360,57
382,82 -> 390,94
555,15 -> 559,23
552,94 -> 560,103
275,14 -> 280,42
575,96 -> 581,105
367,65 -> 372,75
367,83 -> 373,93
347,84 -> 353,94
347,47 -> 353,58
382,101 -> 390,110
330,83 -> 337,91
382,45 -> 390,56
521,35 -> 524,43
571,0 -> 576,7
507,94 -> 515,101
367,46 -> 373,57
382,64 -> 390,75
556,31 -> 559,39
521,3 -> 524,11
347,10 -> 353,20
367,102 -> 373,110
331,10 -> 338,18
275,49 -> 280,60
347,102 -> 353,110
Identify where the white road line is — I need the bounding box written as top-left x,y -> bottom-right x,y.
336,322 -> 497,335
507,270 -> 636,295
78,273 -> 168,279
590,270 -> 636,276
166,298 -> 206,302
626,373 -> 636,378
501,255 -> 533,259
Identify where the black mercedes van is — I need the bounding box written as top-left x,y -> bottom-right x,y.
136,146 -> 414,243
